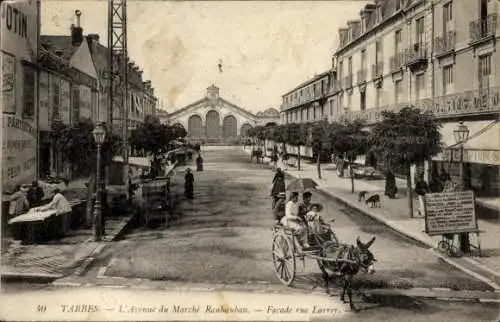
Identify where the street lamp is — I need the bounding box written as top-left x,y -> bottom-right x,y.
453,121 -> 470,253
92,122 -> 107,241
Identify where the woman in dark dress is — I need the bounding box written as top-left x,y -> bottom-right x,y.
271,168 -> 286,209
184,168 -> 195,199
196,154 -> 204,172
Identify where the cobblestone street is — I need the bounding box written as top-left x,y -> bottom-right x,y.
87,147 -> 491,292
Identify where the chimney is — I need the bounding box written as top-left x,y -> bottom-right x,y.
87,33 -> 99,54
71,10 -> 83,47
338,28 -> 349,47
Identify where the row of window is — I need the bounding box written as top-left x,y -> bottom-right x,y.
283,76 -> 330,106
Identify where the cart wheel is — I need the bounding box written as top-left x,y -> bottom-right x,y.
448,245 -> 461,258
272,233 -> 296,286
437,240 -> 449,253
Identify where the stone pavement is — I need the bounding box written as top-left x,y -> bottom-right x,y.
241,146 -> 500,290
1,215 -> 133,282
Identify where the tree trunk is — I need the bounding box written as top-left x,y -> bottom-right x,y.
349,161 -> 355,193
297,145 -> 301,171
316,151 -> 322,179
406,162 -> 414,218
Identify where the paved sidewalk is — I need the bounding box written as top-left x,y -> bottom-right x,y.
1,215 -> 133,282
242,146 -> 500,290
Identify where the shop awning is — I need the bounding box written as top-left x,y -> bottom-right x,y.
433,120 -> 500,165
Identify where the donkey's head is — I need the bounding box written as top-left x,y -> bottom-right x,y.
356,236 -> 377,274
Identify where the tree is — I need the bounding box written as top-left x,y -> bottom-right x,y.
370,106 -> 442,217
330,119 -> 369,193
310,120 -> 331,179
171,122 -> 188,140
287,123 -> 308,170
130,116 -> 171,158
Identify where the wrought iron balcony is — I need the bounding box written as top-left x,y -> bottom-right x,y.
469,14 -> 498,45
405,42 -> 428,72
434,31 -> 456,57
390,52 -> 407,73
356,69 -> 367,84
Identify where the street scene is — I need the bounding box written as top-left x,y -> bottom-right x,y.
1,0 -> 500,321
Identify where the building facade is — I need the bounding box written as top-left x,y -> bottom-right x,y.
167,85 -> 277,143
86,33 -> 158,132
329,0 -> 499,195
1,0 -> 39,193
280,70 -> 335,124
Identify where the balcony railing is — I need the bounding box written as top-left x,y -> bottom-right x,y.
469,14 -> 498,44
371,61 -> 384,79
356,69 -> 367,84
343,75 -> 353,89
405,42 -> 428,68
333,86 -> 500,124
434,31 -> 456,57
390,52 -> 407,72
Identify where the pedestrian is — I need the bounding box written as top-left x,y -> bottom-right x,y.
184,168 -> 195,199
415,174 -> 429,217
384,170 -> 398,198
196,154 -> 204,172
27,181 -> 45,208
273,192 -> 287,224
271,168 -> 285,209
429,168 -> 443,193
8,185 -> 30,219
37,188 -> 71,214
442,173 -> 456,192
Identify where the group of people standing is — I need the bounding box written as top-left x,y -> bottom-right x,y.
8,181 -> 73,219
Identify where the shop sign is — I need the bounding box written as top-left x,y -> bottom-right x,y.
415,88 -> 500,118
436,149 -> 500,165
424,191 -> 477,236
2,115 -> 36,192
1,52 -> 16,113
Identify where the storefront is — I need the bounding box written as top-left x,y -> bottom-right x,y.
432,120 -> 500,198
1,1 -> 40,193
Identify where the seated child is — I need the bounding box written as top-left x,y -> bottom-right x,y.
305,203 -> 335,245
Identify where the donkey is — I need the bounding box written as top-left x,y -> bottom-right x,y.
317,236 -> 377,312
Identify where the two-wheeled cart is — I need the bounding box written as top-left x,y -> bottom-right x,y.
271,222 -> 356,286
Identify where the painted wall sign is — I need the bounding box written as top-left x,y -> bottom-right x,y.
1,52 -> 16,113
2,2 -> 29,39
424,191 -> 477,236
2,115 -> 37,192
433,149 -> 500,166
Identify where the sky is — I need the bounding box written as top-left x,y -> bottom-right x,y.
42,0 -> 369,114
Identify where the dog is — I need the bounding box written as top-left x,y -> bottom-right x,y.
358,191 -> 368,202
365,194 -> 381,208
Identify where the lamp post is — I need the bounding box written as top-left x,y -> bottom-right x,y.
92,122 -> 107,241
453,121 -> 470,253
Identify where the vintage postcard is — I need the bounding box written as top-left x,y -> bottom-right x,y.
1,0 -> 499,321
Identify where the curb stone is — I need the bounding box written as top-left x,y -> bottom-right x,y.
49,277 -> 500,303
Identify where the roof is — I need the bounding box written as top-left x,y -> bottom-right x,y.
40,35 -> 74,60
282,70 -> 331,97
257,108 -> 280,118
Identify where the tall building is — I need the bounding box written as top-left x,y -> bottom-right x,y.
331,0 -> 499,195
280,0 -> 499,197
280,70 -> 335,125
1,0 -> 40,193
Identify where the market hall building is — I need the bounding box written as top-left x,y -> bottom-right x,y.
166,85 -> 280,144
